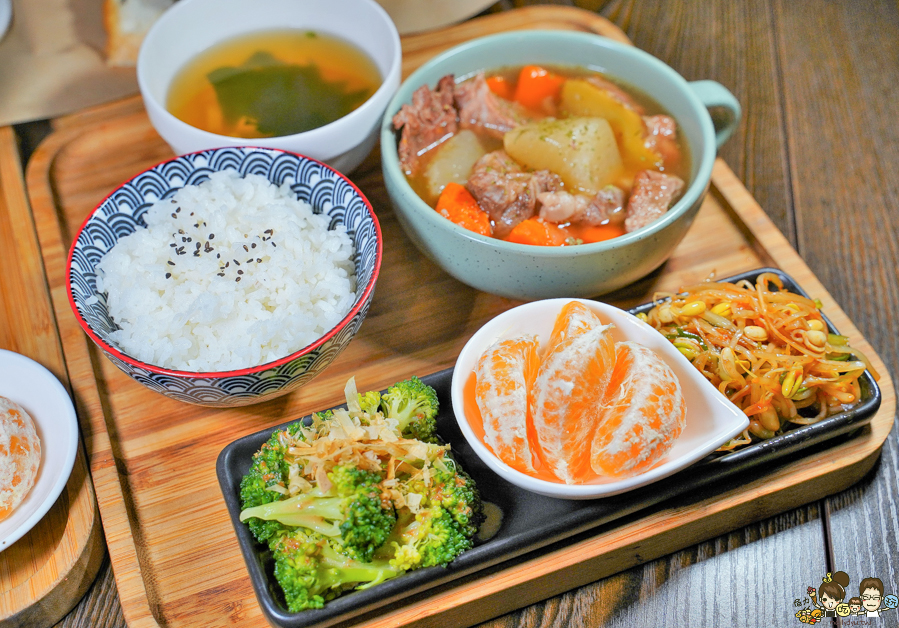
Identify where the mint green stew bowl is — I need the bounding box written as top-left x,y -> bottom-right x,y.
380,31 -> 740,300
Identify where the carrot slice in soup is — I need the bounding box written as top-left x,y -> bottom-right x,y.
505,218 -> 568,246
435,182 -> 493,236
486,75 -> 514,100
514,65 -> 565,110
577,223 -> 626,243
475,335 -> 541,474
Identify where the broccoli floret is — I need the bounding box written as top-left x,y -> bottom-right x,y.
430,463 -> 484,538
240,465 -> 396,562
384,505 -> 476,571
240,422 -> 306,542
379,377 -> 439,442
271,528 -> 404,612
357,390 -> 382,415
380,460 -> 483,571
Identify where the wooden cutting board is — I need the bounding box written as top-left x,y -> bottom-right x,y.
0,127 -> 105,627
20,6 -> 896,628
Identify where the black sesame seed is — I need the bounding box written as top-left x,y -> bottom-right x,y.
216,253 -> 220,259
256,258 -> 262,263
246,258 -> 253,263
243,245 -> 249,252
178,229 -> 184,234
233,260 -> 240,265
251,243 -> 256,249
272,242 -> 277,247
187,237 -> 192,242
237,270 -> 244,275
264,229 -> 273,234
209,234 -> 214,240
165,272 -> 172,279
225,262 -> 230,267
196,242 -> 201,249
217,272 -> 225,277
176,207 -> 181,212
167,260 -> 175,266
236,277 -> 241,282
171,213 -> 177,218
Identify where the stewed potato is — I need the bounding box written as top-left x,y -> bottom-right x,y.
425,130 -> 488,199
503,117 -> 622,195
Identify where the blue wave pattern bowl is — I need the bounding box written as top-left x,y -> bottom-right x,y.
67,147 -> 381,407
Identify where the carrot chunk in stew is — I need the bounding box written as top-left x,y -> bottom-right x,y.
436,182 -> 493,236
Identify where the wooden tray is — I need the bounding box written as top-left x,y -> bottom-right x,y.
0,128 -> 105,626
23,6 -> 895,628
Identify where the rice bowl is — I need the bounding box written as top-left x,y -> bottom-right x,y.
95,170 -> 357,372
67,147 -> 381,407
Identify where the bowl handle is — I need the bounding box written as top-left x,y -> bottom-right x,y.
688,80 -> 741,149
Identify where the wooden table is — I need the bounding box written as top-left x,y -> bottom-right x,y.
4,0 -> 895,626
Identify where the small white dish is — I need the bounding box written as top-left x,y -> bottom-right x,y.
0,349 -> 79,551
451,298 -> 749,499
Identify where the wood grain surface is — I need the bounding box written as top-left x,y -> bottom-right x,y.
0,128 -> 105,626
9,0 -> 893,626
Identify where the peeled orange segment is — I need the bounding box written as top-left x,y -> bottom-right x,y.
475,335 -> 540,474
590,341 -> 686,478
531,323 -> 616,484
547,301 -> 603,350
0,396 -> 42,522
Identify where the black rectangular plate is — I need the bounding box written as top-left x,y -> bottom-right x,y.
216,267 -> 880,628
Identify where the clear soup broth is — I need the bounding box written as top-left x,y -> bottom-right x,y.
167,29 -> 382,138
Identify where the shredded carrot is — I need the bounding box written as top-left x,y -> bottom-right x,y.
505,218 -> 569,246
485,75 -> 514,101
514,65 -> 565,110
576,223 -> 626,243
435,182 -> 493,236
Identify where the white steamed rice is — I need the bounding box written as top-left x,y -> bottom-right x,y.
95,170 -> 357,372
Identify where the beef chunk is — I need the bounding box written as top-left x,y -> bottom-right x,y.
537,191 -> 591,224
537,185 -> 625,227
454,72 -> 531,140
624,170 -> 685,233
643,115 -> 682,168
392,74 -> 458,175
467,151 -> 561,237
